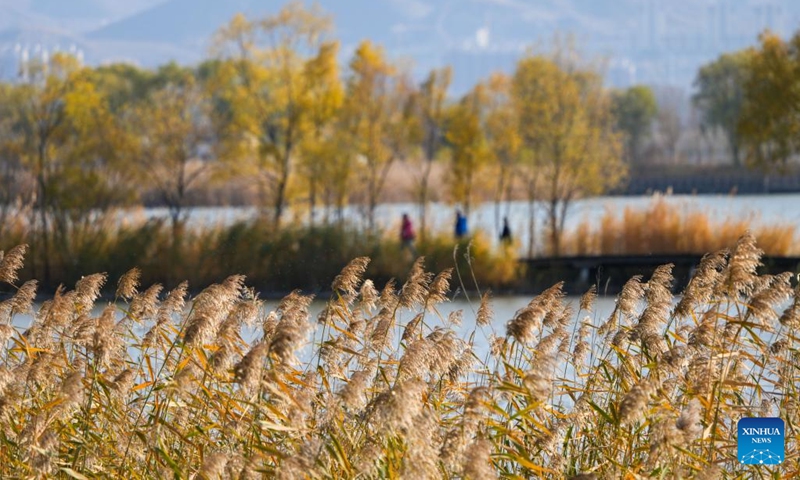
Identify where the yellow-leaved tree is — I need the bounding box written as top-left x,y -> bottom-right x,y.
210,2 -> 332,227
342,40 -> 417,231
482,72 -> 522,238
296,40 -> 346,225
739,31 -> 800,171
513,51 -> 624,256
445,84 -> 489,217
1,53 -> 123,283
0,83 -> 29,235
412,66 -> 452,241
126,74 -> 212,239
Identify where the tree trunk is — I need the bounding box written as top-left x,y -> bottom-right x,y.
494,165 -> 508,236
526,174 -> 537,258
38,198 -> 51,287
527,197 -> 536,258
418,159 -> 432,243
367,198 -> 377,233
548,198 -> 560,257
322,188 -> 331,225
557,197 -> 570,256
309,181 -> 317,227
730,135 -> 741,168
170,208 -> 183,244
36,148 -> 51,287
336,202 -> 344,225
504,171 -> 515,218
273,174 -> 287,229
464,177 -> 473,218
168,209 -> 184,286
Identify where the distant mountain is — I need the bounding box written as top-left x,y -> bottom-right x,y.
29,0 -> 115,20
0,25 -> 81,45
2,0 -> 800,93
0,2 -> 52,30
83,0 -> 445,75
0,0 -> 159,30
87,0 -> 263,46
86,0 -> 440,55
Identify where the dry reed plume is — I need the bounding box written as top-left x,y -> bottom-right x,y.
563,196 -> 798,256
0,235 -> 797,478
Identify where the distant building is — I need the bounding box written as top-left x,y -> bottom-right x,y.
0,42 -> 85,82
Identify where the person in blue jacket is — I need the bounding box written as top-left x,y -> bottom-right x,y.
454,209 -> 468,239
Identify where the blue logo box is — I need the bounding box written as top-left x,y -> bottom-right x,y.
738,417 -> 784,465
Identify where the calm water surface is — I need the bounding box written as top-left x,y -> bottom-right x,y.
14,296 -> 620,360
14,295 -> 784,369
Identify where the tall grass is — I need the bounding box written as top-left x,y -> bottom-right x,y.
0,233 -> 797,478
0,216 -> 519,294
561,196 -> 798,256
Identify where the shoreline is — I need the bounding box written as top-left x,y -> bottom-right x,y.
11,253 -> 799,300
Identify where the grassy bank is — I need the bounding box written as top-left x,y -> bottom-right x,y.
0,218 -> 520,295
0,233 -> 797,477
2,198 -> 798,297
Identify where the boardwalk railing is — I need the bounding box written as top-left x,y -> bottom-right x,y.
520,254 -> 800,295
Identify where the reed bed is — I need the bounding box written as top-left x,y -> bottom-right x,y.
0,233 -> 797,478
0,217 -> 519,294
562,197 -> 798,256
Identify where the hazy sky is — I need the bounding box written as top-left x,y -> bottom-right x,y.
1,0 -> 798,93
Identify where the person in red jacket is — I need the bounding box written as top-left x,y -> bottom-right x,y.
400,213 -> 417,256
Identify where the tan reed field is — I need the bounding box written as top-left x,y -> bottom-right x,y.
562,197 -> 798,256
0,233 -> 797,478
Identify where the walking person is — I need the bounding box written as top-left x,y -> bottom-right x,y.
400,213 -> 417,257
454,209 -> 468,239
500,216 -> 512,245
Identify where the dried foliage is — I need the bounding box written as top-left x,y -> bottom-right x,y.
0,237 -> 798,478
564,196 -> 798,256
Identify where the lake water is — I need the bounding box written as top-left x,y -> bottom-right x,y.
136,193 -> 800,254
15,296 -> 617,331
12,295 -> 620,361
12,293 -> 787,372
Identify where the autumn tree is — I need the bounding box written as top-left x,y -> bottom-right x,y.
211,2 -> 332,226
316,129 -> 354,224
611,85 -> 657,165
127,75 -> 212,237
739,31 -> 800,170
296,41 -> 345,225
445,85 -> 489,217
0,84 -> 31,235
412,66 -> 451,240
2,53 -> 123,282
342,40 -> 417,231
512,53 -> 624,256
83,63 -> 154,113
693,51 -> 751,167
482,72 -> 521,235
653,88 -> 684,165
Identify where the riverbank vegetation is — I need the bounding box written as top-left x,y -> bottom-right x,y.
0,216 -> 520,295
0,233 -> 797,478
0,195 -> 797,294
562,196 -> 798,257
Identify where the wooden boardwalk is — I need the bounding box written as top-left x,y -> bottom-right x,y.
623,169 -> 800,195
520,254 -> 800,295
